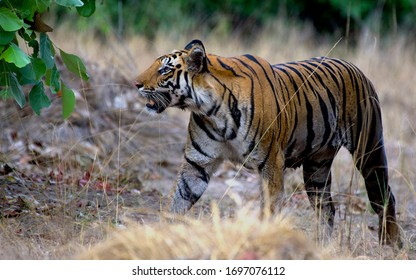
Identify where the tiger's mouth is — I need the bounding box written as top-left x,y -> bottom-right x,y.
140,90 -> 171,114
145,98 -> 161,112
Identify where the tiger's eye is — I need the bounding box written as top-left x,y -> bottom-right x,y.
158,67 -> 172,75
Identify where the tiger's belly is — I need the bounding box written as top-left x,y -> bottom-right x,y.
283,119 -> 340,168
221,125 -> 338,171
222,140 -> 260,170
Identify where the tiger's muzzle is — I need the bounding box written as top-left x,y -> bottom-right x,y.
135,83 -> 172,113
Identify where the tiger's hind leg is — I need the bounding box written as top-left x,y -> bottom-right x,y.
303,150 -> 337,243
353,143 -> 402,248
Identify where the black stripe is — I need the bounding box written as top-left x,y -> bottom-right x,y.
300,61 -> 315,73
217,58 -> 242,77
178,177 -> 200,204
258,134 -> 274,172
185,156 -> 209,183
207,57 -> 213,66
243,76 -> 255,140
228,91 -> 241,128
206,102 -> 218,116
329,60 -> 349,145
363,88 -> 382,155
235,57 -> 260,79
285,139 -> 297,160
175,70 -> 182,89
306,63 -> 331,89
192,113 -> 219,141
221,118 -> 228,138
326,85 -> 337,115
273,67 -> 292,105
341,62 -> 361,150
303,92 -> 315,156
204,77 -> 224,116
303,60 -> 338,91
233,58 -> 258,140
269,63 -> 278,84
243,55 -> 279,102
277,67 -> 302,106
317,92 -> 331,148
285,111 -> 298,153
267,62 -> 283,114
212,102 -> 222,115
352,67 -> 365,147
191,76 -> 201,108
321,61 -> 342,89
284,64 -> 306,82
244,119 -> 261,157
184,72 -> 192,98
189,132 -> 212,158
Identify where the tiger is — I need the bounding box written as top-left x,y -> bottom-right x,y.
135,39 -> 401,247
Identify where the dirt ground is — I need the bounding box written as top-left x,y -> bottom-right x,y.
1,34 -> 415,260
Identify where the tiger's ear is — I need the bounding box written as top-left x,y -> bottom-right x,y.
184,39 -> 208,74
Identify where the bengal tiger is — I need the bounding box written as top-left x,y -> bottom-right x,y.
135,39 -> 401,247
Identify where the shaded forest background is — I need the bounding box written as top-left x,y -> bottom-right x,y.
57,0 -> 415,40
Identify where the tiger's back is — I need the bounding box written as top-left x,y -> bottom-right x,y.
272,57 -> 383,168
135,40 -> 401,247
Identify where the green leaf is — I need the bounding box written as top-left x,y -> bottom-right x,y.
0,7 -> 24,32
32,0 -> 53,14
20,57 -> 47,82
3,72 -> 26,107
40,33 -> 55,69
0,43 -> 31,68
31,58 -> 47,80
0,89 -> 8,99
0,27 -> 15,45
45,64 -> 61,94
59,48 -> 89,81
29,81 -> 51,115
61,82 -> 75,119
77,0 -> 95,17
55,0 -> 84,8
16,0 -> 52,20
29,39 -> 40,58
0,60 -> 9,85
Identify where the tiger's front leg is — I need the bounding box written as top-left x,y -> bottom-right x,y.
259,150 -> 285,217
170,156 -> 217,214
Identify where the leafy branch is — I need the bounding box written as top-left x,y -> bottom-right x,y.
0,0 -> 96,118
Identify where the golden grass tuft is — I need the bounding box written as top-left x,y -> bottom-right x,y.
78,206 -> 328,260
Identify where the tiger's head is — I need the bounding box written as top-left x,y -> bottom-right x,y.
135,39 -> 211,114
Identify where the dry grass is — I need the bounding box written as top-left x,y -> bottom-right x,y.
78,206 -> 328,260
0,19 -> 415,259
